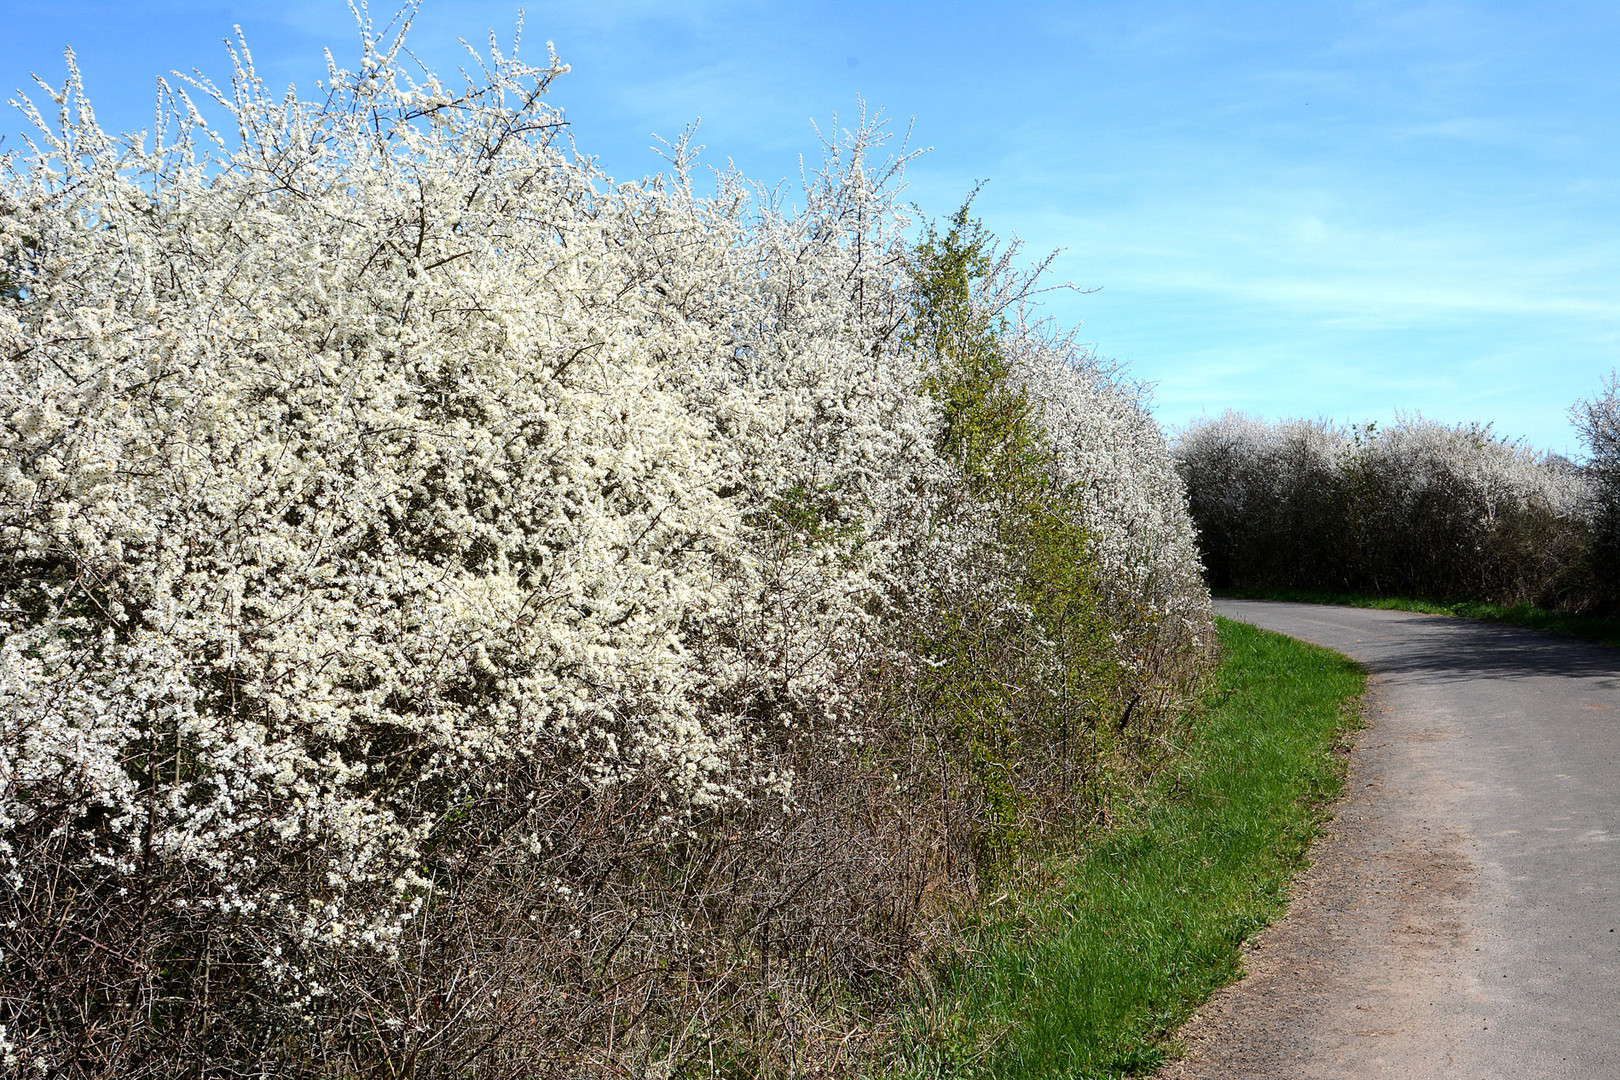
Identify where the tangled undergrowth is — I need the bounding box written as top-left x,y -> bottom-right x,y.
0,6 -> 1213,1077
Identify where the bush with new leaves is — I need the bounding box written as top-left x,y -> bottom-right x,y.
906,202 -> 1213,859
0,11 -> 1212,1077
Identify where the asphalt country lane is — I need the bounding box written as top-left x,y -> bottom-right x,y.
1160,600 -> 1620,1080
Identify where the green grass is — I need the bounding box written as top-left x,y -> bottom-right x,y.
1216,586 -> 1620,647
896,618 -> 1364,1079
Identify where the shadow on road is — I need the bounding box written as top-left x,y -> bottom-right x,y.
1221,603 -> 1620,684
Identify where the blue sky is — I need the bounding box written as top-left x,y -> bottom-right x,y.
3,1 -> 1618,453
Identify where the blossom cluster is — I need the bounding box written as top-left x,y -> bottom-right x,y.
1013,333 -> 1212,683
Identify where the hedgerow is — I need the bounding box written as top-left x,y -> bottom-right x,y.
0,9 -> 1213,1076
1175,412 -> 1590,608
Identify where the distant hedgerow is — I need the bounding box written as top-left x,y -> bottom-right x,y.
1175,412 -> 1591,608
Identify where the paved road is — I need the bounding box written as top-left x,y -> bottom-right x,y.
1161,600 -> 1620,1080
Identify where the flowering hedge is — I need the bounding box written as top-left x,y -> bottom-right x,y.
1175,412 -> 1591,608
1573,374 -> 1620,608
0,13 -> 1213,1077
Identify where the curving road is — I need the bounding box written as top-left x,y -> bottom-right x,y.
1161,600 -> 1620,1080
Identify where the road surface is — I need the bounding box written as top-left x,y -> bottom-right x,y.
1160,600 -> 1620,1079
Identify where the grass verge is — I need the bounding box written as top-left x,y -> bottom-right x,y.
895,617 -> 1365,1079
1215,586 -> 1620,647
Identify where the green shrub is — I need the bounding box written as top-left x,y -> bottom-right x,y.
906,200 -> 1128,867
